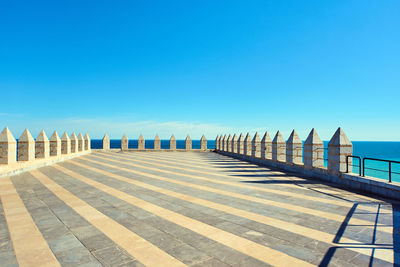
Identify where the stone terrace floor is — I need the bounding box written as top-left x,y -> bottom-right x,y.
0,151 -> 399,267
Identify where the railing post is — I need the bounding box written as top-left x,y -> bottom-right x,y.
328,127 -> 353,175
286,130 -> 302,164
77,133 -> 84,152
304,128 -> 323,168
185,135 -> 192,150
243,133 -> 251,156
227,134 -> 232,152
84,133 -> 91,151
200,135 -> 207,150
138,134 -> 145,150
102,134 -> 110,150
50,131 -> 61,156
18,128 -> 35,161
251,132 -> 261,158
232,134 -> 238,153
121,134 -> 129,150
0,127 -> 17,164
61,132 -> 71,155
35,130 -> 50,158
170,135 -> 176,150
237,133 -> 244,154
272,131 -> 285,162
261,131 -> 272,159
154,134 -> 161,150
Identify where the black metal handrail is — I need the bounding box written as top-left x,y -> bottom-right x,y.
362,157 -> 400,183
346,155 -> 362,176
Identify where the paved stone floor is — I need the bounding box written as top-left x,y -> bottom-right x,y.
0,151 -> 399,266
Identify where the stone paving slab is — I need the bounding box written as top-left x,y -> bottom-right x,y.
0,151 -> 398,266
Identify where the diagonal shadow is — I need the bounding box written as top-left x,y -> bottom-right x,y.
393,204 -> 400,265
241,180 -> 320,185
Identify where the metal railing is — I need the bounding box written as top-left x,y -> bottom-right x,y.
362,157 -> 400,183
346,155 -> 362,176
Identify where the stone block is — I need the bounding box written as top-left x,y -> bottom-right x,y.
200,135 -> 207,150
243,133 -> 252,156
185,135 -> 192,150
121,134 -> 129,150
261,131 -> 272,159
304,128 -> 324,168
328,128 -> 353,175
286,130 -> 302,164
215,135 -> 220,151
61,132 -> 71,154
70,133 -> 78,153
77,133 -> 84,152
221,135 -> 226,151
50,131 -> 62,156
102,134 -> 110,150
154,134 -> 161,150
251,132 -> 261,158
272,131 -> 285,162
170,135 -> 176,150
0,127 -> 17,164
231,134 -> 238,153
18,128 -> 35,161
84,133 -> 91,151
237,133 -> 244,154
227,134 -> 232,152
35,130 -> 50,158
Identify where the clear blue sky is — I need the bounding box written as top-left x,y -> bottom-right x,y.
1,1 -> 399,140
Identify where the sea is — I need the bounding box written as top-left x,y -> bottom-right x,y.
91,140 -> 400,183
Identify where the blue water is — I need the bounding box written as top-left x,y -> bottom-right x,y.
91,140 -> 400,182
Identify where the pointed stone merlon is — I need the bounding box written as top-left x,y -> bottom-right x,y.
304,129 -> 324,168
138,134 -> 145,150
154,134 -> 161,150
102,134 -> 110,150
0,127 -> 17,164
185,135 -> 192,150
272,131 -> 286,162
286,130 -> 302,164
261,132 -> 272,159
18,128 -> 35,161
121,134 -> 129,150
36,130 -> 50,158
70,133 -> 78,153
200,135 -> 207,150
215,135 -> 220,151
243,133 -> 252,156
170,135 -> 176,150
328,128 -> 353,174
77,133 -> 84,152
221,135 -> 226,151
251,133 -> 261,158
84,133 -> 91,151
50,131 -> 61,156
227,135 -> 232,152
237,133 -> 244,154
231,134 -> 238,153
61,132 -> 71,155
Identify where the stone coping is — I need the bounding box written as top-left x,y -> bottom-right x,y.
92,149 -> 212,152
217,150 -> 400,201
0,150 -> 91,178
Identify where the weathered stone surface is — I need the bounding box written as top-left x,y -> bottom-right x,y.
170,135 -> 176,150
328,127 -> 353,174
0,127 -> 17,164
237,133 -> 244,154
304,128 -> 324,168
286,130 -> 302,164
185,135 -> 192,150
251,132 -> 261,158
221,135 -> 226,152
261,132 -> 272,159
77,133 -> 84,152
70,133 -> 78,153
18,128 -> 35,161
200,135 -> 207,150
138,134 -> 145,150
243,133 -> 252,156
61,132 -> 71,155
102,134 -> 110,150
272,131 -> 286,162
50,131 -> 62,156
231,134 -> 238,153
84,133 -> 91,151
215,135 -> 219,151
227,135 -> 232,152
154,134 -> 161,150
121,134 -> 129,150
36,130 -> 50,158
